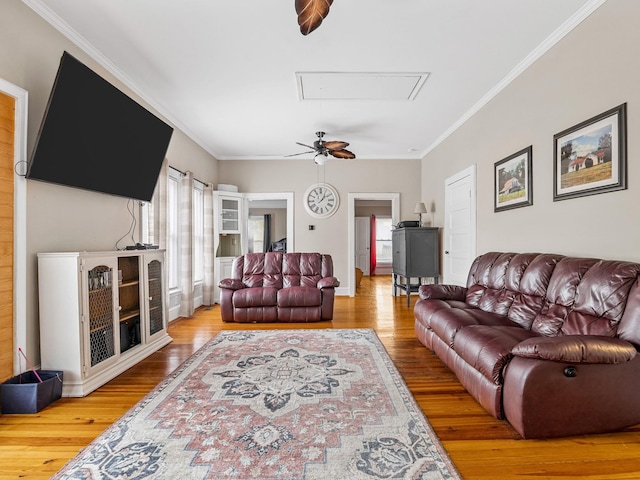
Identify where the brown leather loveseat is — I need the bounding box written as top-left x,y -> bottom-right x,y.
219,252 -> 339,323
414,252 -> 640,438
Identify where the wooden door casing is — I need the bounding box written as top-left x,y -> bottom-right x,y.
0,91 -> 15,382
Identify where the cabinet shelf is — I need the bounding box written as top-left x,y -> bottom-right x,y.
119,308 -> 140,322
119,280 -> 139,288
89,323 -> 112,334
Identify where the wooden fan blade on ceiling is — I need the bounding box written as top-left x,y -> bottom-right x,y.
295,0 -> 334,36
324,140 -> 349,150
330,149 -> 356,159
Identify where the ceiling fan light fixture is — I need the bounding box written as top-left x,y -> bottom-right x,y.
314,153 -> 327,165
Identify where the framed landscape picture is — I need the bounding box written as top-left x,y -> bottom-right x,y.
553,103 -> 627,201
494,145 -> 533,212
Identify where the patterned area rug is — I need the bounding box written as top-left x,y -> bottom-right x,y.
54,329 -> 460,479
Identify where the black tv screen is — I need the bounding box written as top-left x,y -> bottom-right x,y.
27,52 -> 173,202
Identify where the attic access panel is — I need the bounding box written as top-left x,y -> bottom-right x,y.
296,72 -> 430,101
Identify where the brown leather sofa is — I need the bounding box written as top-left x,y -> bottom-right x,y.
414,252 -> 640,439
219,252 -> 339,323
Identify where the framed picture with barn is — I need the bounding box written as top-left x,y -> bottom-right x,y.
494,145 -> 533,212
553,103 -> 627,201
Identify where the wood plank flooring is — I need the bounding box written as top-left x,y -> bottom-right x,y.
1,275 -> 640,479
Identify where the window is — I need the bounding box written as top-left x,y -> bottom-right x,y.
193,181 -> 204,282
376,217 -> 393,263
248,215 -> 265,253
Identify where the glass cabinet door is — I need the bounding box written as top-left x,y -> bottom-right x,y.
220,197 -> 240,232
145,257 -> 165,339
85,261 -> 117,369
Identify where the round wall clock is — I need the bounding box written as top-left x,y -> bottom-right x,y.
304,183 -> 340,218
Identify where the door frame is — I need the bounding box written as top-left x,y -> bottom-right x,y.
348,193 -> 400,297
0,78 -> 28,375
243,192 -> 294,254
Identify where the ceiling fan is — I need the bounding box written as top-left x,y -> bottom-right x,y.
289,131 -> 356,165
295,0 -> 333,36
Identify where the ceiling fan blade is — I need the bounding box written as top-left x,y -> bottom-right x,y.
324,140 -> 349,150
296,142 -> 316,150
295,0 -> 333,36
285,150 -> 315,157
331,149 -> 356,159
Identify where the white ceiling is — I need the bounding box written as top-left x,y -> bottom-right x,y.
24,0 -> 603,162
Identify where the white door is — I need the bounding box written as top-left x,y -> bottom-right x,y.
355,217 -> 370,275
443,165 -> 476,286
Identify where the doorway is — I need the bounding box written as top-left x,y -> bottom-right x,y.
348,193 -> 400,297
355,212 -> 394,277
0,78 -> 27,378
244,192 -> 294,254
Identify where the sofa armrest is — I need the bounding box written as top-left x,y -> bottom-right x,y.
218,278 -> 245,290
418,284 -> 467,301
318,277 -> 340,289
511,335 -> 637,364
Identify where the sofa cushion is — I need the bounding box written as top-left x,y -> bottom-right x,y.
414,298 -> 475,330
429,307 -> 514,348
506,253 -> 563,329
218,278 -> 244,290
240,252 -> 284,288
277,286 -> 322,307
566,261 -> 640,335
512,335 -> 637,364
532,259 -> 640,337
232,306 -> 278,323
283,253 -> 323,287
453,325 -> 538,384
419,284 -> 467,301
278,306 -> 322,322
317,277 -> 340,289
531,257 -> 598,336
233,287 -> 278,308
463,253 -> 562,329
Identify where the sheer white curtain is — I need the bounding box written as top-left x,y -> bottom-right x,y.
203,184 -> 215,305
148,159 -> 168,249
179,171 -> 195,317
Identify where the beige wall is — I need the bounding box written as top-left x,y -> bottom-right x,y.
0,1 -> 218,364
422,0 -> 639,262
219,158 -> 422,284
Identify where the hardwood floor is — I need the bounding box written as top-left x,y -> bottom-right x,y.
1,275 -> 640,479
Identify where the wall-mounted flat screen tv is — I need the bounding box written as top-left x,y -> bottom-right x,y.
27,52 -> 173,203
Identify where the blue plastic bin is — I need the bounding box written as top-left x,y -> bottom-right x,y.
0,370 -> 63,414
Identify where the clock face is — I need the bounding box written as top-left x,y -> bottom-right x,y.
304,183 -> 340,218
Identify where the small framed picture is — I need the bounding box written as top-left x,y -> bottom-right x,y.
553,103 -> 627,201
494,146 -> 533,212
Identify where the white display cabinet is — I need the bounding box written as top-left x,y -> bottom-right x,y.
37,250 -> 172,397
